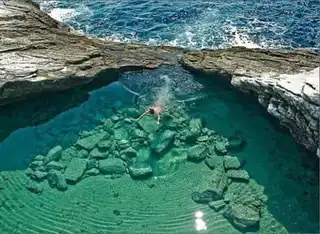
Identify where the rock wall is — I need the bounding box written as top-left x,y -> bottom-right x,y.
181,49 -> 320,155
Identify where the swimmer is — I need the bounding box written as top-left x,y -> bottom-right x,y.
136,101 -> 164,124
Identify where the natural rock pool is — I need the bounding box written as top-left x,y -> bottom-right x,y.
0,66 -> 318,233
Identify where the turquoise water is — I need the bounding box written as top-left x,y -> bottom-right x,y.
0,67 -> 318,233
37,0 -> 320,50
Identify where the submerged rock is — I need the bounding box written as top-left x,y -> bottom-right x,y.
114,128 -> 129,140
47,170 -> 68,191
25,180 -> 43,194
46,161 -> 66,171
99,158 -> 126,175
121,147 -> 137,158
44,145 -> 63,164
226,170 -> 250,181
76,132 -> 106,150
138,116 -> 160,133
227,136 -> 245,151
186,118 -> 203,141
97,140 -> 113,150
131,129 -> 148,139
61,147 -> 78,161
151,130 -> 175,154
34,155 -> 45,161
223,203 -> 260,230
30,171 -> 48,181
124,108 -> 140,118
192,187 -> 223,204
64,158 -> 87,184
209,200 -> 226,212
86,168 -> 100,176
102,119 -> 114,133
90,148 -> 108,159
259,207 -> 289,234
187,144 -> 208,162
214,142 -> 228,155
211,165 -> 228,196
78,149 -> 89,158
86,158 -> 98,170
30,160 -> 44,169
205,155 -> 224,169
129,164 -> 152,179
224,156 -> 241,170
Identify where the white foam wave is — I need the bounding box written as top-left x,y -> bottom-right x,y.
48,8 -> 79,22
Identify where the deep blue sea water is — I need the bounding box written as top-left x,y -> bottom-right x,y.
37,0 -> 320,50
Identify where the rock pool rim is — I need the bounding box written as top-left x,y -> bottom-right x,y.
1,0 -> 319,155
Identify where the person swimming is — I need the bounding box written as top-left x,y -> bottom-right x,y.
136,100 -> 164,124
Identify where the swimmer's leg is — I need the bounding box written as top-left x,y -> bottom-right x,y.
136,109 -> 150,121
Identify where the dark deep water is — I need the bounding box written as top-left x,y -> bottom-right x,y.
0,67 -> 318,233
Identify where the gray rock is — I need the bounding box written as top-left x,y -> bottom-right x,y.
111,115 -> 120,122
25,180 -> 43,194
209,200 -> 226,212
226,170 -> 250,181
151,130 -> 175,154
89,148 -> 108,159
187,144 -> 207,162
76,132 -> 106,150
44,145 -> 63,164
211,165 -> 228,195
64,158 -> 87,184
34,155 -> 45,161
86,168 -> 100,176
61,147 -> 78,161
30,171 -> 48,181
224,156 -> 241,170
223,203 -> 260,229
138,116 -> 160,133
205,155 -> 223,169
197,135 -> 209,142
25,168 -> 34,176
97,140 -> 112,149
46,161 -> 66,171
227,136 -> 245,151
99,158 -> 126,175
129,164 -> 152,178
189,118 -> 202,135
47,170 -> 68,191
215,142 -> 228,155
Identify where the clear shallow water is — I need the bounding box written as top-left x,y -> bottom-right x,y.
36,0 -> 320,50
0,67 -> 318,233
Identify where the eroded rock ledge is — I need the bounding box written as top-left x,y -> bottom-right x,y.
1,0 -> 319,154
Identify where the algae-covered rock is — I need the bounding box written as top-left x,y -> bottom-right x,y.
215,142 -> 228,155
187,144 -> 207,162
205,155 -> 224,169
209,199 -> 226,212
61,146 -> 78,161
30,170 -> 48,181
89,148 -> 108,159
186,118 -> 203,141
118,139 -> 130,150
124,107 -> 140,118
47,170 -> 68,191
138,116 -> 160,133
97,140 -> 113,150
34,155 -> 45,161
226,170 -> 250,181
99,158 -> 126,175
131,128 -> 148,139
44,145 -> 63,164
78,149 -> 89,158
102,119 -> 114,133
30,160 -> 44,169
86,168 -> 100,176
129,164 -> 152,179
136,147 -> 151,164
121,147 -> 137,158
224,156 -> 241,170
114,128 -> 129,140
86,158 -> 98,170
25,180 -> 43,194
223,203 -> 260,229
76,132 -> 106,150
211,165 -> 228,195
191,187 -> 223,204
151,130 -> 175,154
64,158 -> 87,184
46,161 -> 66,171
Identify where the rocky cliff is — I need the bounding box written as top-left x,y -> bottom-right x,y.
0,0 -> 319,155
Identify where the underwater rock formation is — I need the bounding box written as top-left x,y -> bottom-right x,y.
1,0 -> 319,154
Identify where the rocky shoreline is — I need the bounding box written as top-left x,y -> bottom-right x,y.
0,0 -> 319,154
